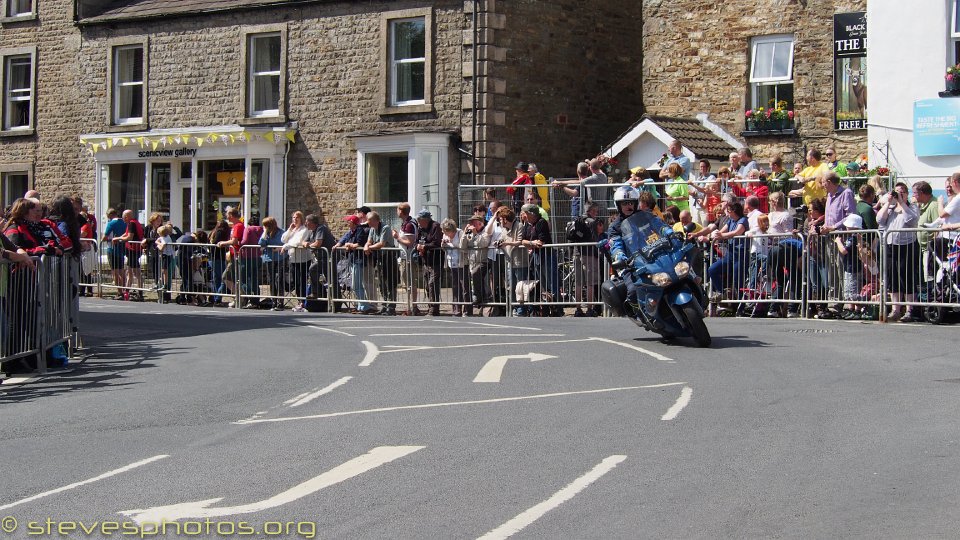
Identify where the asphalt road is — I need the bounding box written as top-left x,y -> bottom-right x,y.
2,299 -> 959,539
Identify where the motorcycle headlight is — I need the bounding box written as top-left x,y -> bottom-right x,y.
652,272 -> 673,287
674,261 -> 691,279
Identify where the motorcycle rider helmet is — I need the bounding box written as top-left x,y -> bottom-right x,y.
613,185 -> 640,213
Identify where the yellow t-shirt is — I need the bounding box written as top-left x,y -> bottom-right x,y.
673,221 -> 703,235
798,163 -> 829,205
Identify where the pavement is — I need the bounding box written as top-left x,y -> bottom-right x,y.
1,298 -> 959,539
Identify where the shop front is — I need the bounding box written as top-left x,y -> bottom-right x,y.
80,125 -> 294,233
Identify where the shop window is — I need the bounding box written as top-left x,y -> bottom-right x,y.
380,8 -> 432,114
106,163 -> 146,216
112,45 -> 145,125
247,32 -> 282,118
250,159 -> 269,224
1,170 -> 28,207
2,52 -> 33,131
748,34 -> 794,111
5,0 -> 32,18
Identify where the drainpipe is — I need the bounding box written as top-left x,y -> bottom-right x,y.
472,0 -> 479,184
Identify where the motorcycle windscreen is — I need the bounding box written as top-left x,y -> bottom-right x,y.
618,211 -> 672,260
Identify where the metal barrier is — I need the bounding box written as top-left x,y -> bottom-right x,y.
1,255 -> 79,376
98,237 -> 158,301
706,231 -> 805,317
804,229 -> 883,319
878,226 -> 960,322
1,257 -> 41,372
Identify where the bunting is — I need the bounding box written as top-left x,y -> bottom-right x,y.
78,129 -> 297,154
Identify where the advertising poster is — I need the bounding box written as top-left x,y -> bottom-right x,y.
834,12 -> 867,130
914,98 -> 960,157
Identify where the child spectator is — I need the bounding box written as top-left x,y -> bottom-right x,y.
440,218 -> 468,316
154,224 -> 175,298
835,213 -> 864,319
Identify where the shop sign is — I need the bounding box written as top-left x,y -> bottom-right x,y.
137,148 -> 198,158
834,12 -> 868,131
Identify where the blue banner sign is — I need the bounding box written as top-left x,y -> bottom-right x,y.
914,98 -> 960,157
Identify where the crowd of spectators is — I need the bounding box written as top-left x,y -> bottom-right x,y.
4,150 -> 960,327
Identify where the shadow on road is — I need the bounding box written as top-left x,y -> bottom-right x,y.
1,309 -> 306,403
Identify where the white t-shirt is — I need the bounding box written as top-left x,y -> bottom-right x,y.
942,195 -> 960,239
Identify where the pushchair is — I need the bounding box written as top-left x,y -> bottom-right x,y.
923,236 -> 960,324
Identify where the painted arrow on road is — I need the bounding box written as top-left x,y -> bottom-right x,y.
473,353 -> 558,383
119,445 -> 424,525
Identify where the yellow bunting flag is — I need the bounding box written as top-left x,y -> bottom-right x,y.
136,137 -> 145,148
264,132 -> 276,143
151,139 -> 160,151
120,138 -> 129,146
285,131 -> 296,143
196,137 -> 204,147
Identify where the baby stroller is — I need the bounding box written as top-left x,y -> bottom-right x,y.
924,236 -> 960,324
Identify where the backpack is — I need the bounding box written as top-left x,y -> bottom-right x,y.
125,221 -> 145,251
565,216 -> 597,243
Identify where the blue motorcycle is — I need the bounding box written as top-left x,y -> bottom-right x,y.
601,224 -> 711,347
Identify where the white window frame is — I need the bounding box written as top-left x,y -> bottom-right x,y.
389,17 -> 426,107
5,0 -> 32,18
2,51 -> 33,132
247,32 -> 282,118
0,167 -> 31,208
953,0 -> 960,38
748,34 -> 795,111
749,34 -> 795,84
112,44 -> 144,126
952,0 -> 960,64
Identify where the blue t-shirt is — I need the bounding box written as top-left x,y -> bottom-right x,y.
725,216 -> 750,252
103,218 -> 127,251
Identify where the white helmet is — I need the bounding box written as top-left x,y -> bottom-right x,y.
613,185 -> 640,207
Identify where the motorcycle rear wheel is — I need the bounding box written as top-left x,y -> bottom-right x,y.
680,302 -> 712,348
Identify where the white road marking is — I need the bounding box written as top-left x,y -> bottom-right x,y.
0,455 -> 170,512
120,446 -> 424,525
358,341 -> 379,367
310,326 -> 355,337
588,337 -> 675,363
661,386 -> 693,421
288,377 -> 353,408
426,319 -> 544,331
476,455 -> 627,540
473,353 -> 558,383
283,393 -> 311,406
369,333 -> 565,337
378,339 -> 595,354
234,383 -> 685,425
0,376 -> 36,385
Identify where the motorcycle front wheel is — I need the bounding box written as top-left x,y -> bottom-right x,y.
680,302 -> 712,348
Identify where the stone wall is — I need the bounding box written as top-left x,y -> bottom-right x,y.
469,0 -> 645,184
0,0 -> 90,201
642,0 -> 867,167
76,0 -> 466,223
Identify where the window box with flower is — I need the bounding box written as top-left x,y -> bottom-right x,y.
742,100 -> 796,136
942,63 -> 960,97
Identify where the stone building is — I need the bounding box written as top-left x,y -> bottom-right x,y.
640,0 -> 868,168
0,0 -> 644,232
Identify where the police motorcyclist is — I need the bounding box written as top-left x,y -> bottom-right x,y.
608,186 -> 674,267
